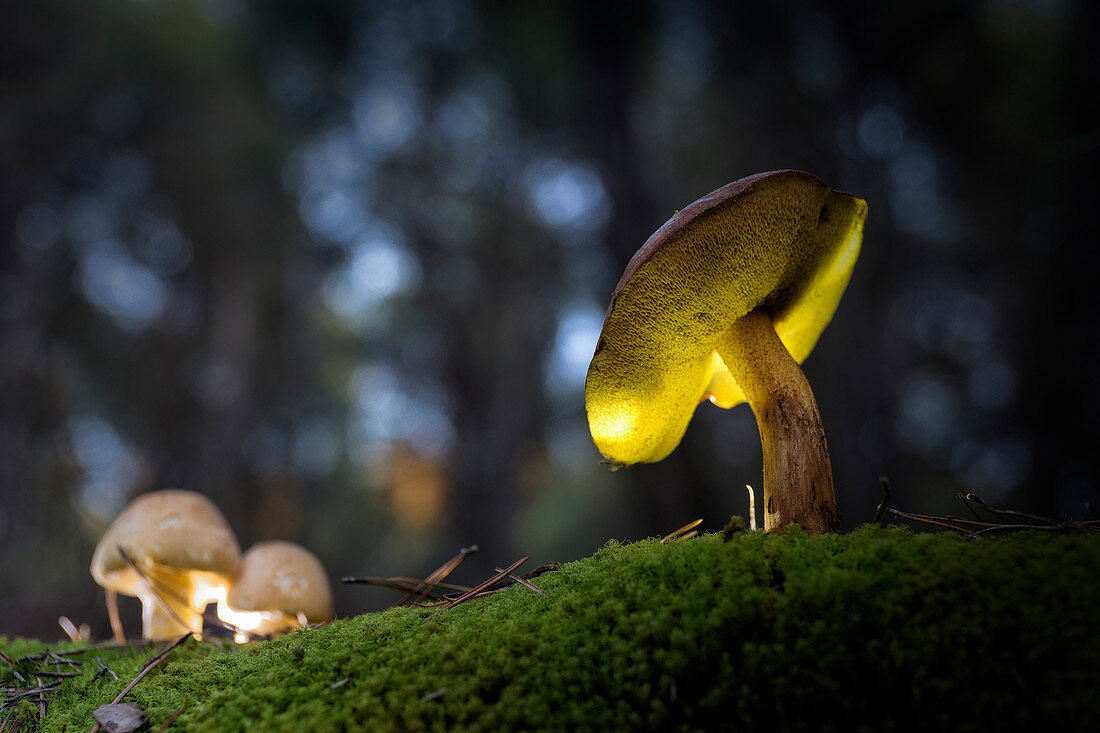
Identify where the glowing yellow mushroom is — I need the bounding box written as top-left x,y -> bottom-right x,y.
585,170 -> 867,534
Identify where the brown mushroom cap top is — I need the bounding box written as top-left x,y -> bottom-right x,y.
226,541 -> 333,623
585,170 -> 867,466
90,489 -> 242,597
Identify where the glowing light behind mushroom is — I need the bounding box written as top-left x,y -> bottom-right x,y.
202,584 -> 266,641
199,572 -> 296,642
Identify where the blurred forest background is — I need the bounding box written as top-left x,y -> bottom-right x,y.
2,0 -> 1096,640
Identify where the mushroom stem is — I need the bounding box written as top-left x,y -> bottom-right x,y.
105,588 -> 125,643
139,566 -> 202,640
715,309 -> 839,534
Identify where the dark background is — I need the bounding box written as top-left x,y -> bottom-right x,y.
2,0 -> 1096,640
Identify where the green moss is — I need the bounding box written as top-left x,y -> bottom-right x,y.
6,527 -> 1100,731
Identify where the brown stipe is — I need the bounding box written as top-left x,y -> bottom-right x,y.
105,588 -> 125,643
718,310 -> 839,533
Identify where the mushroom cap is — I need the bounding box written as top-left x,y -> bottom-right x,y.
90,489 -> 242,597
585,170 -> 867,466
226,541 -> 333,623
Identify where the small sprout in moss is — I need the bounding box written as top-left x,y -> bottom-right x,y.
661,518 -> 703,544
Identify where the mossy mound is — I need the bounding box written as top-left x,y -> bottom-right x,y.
6,526 -> 1100,731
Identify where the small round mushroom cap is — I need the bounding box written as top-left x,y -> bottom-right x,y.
90,489 -> 242,596
585,170 -> 867,465
227,541 -> 333,623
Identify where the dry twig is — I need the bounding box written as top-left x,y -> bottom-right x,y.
88,633 -> 192,733
398,546 -> 478,607
342,546 -> 479,607
340,576 -> 470,599
871,477 -> 892,526
0,680 -> 62,712
28,671 -> 81,679
346,549 -> 560,616
17,640 -> 157,666
94,657 -> 118,682
874,482 -> 1099,537
494,568 -> 551,598
423,556 -> 530,617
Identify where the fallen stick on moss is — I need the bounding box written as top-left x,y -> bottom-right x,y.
88,633 -> 192,733
442,563 -> 562,602
342,545 -> 479,607
26,670 -> 82,679
494,567 -> 551,598
340,576 -> 470,601
45,651 -> 82,671
966,492 -> 1100,530
422,556 -> 530,617
0,680 -> 61,711
34,675 -> 45,722
94,656 -> 118,681
19,639 -> 158,663
398,545 -> 479,607
345,550 -> 561,612
874,479 -> 1099,536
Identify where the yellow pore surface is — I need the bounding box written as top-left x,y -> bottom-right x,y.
585,171 -> 867,465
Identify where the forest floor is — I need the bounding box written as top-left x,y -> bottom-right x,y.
4,526 -> 1100,731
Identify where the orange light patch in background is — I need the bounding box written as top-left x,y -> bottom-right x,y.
373,444 -> 450,530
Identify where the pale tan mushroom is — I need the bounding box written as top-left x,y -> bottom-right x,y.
90,489 -> 241,639
220,541 -> 333,638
